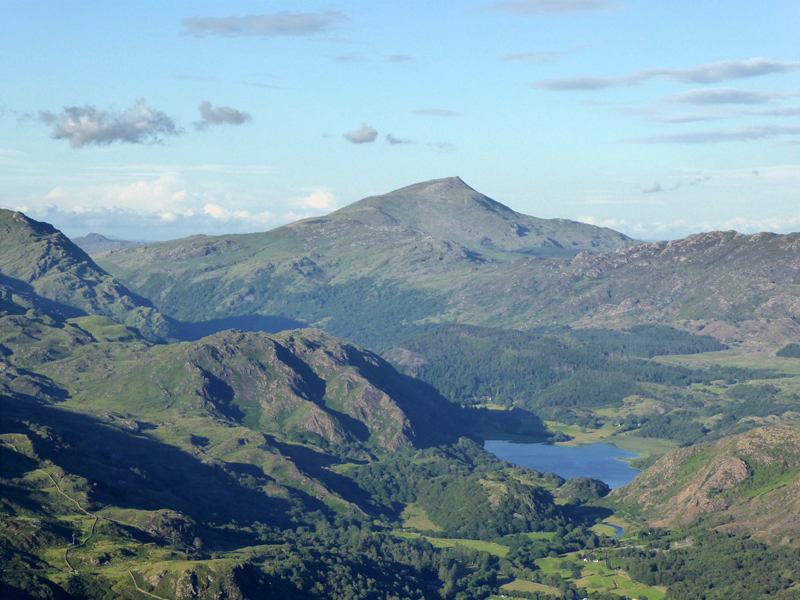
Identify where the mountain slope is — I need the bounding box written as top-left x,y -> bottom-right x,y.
609,425 -> 800,544
0,210 -> 172,342
322,176 -> 636,256
90,178 -> 639,349
0,308 -> 576,599
442,229 -> 800,344
90,180 -> 800,349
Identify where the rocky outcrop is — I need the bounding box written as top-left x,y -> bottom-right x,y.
611,426 -> 800,543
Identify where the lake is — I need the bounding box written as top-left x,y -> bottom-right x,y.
484,440 -> 641,489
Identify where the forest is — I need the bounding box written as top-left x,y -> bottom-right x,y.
386,324 -> 794,446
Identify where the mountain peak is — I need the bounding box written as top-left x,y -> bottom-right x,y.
325,177 -> 636,255
391,175 -> 473,195
72,232 -> 140,253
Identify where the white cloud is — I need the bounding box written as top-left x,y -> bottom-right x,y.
623,124 -> 800,144
741,105 -> 800,117
203,204 -> 272,223
598,218 -> 627,228
181,12 -> 345,38
194,102 -> 252,130
535,58 -> 800,91
39,100 -> 180,148
620,215 -> 800,240
386,134 -> 415,145
412,109 -> 462,117
662,88 -> 791,105
344,123 -> 378,144
487,0 -> 615,14
295,190 -> 337,210
500,51 -> 562,65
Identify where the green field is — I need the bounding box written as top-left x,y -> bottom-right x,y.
400,504 -> 442,531
391,532 -> 509,557
499,578 -> 560,595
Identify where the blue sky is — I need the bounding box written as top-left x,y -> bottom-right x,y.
2,0 -> 799,241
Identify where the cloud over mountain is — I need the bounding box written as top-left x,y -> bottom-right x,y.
39,100 -> 180,148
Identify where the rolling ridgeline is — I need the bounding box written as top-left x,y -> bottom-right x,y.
2,177 -> 800,600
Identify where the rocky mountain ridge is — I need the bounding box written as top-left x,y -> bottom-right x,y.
0,209 -> 173,342
609,425 -> 800,544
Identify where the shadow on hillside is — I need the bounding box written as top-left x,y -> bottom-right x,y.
340,348 -> 552,447
271,342 -> 373,443
463,406 -> 552,444
0,273 -> 87,319
175,315 -> 308,341
270,439 -> 377,513
0,395 -> 296,529
562,504 -> 614,525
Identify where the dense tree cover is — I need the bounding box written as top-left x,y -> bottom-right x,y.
634,382 -> 798,446
258,520 -> 502,600
387,324 -> 792,445
632,411 -> 713,446
617,531 -> 800,599
148,273 -> 445,351
556,477 -> 611,505
566,325 -> 727,358
350,439 -> 566,540
503,526 -> 609,570
776,342 -> 800,358
387,325 -> 774,411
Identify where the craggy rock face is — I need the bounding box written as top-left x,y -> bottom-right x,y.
611,426 -> 800,542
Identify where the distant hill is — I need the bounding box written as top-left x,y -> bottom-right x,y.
0,210 -> 173,342
609,425 -> 800,544
89,178 -> 639,349
325,177 -> 636,256
71,232 -> 140,253
92,179 -> 800,349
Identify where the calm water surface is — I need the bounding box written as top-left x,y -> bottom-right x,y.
484,440 -> 641,489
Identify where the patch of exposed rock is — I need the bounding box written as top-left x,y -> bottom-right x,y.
611,426 -> 800,542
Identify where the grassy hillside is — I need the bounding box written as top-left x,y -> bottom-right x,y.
0,209 -> 173,343
92,182 -> 800,351
90,178 -> 638,350
2,307 -> 608,599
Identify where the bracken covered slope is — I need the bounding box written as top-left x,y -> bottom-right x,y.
609,425 -> 800,544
